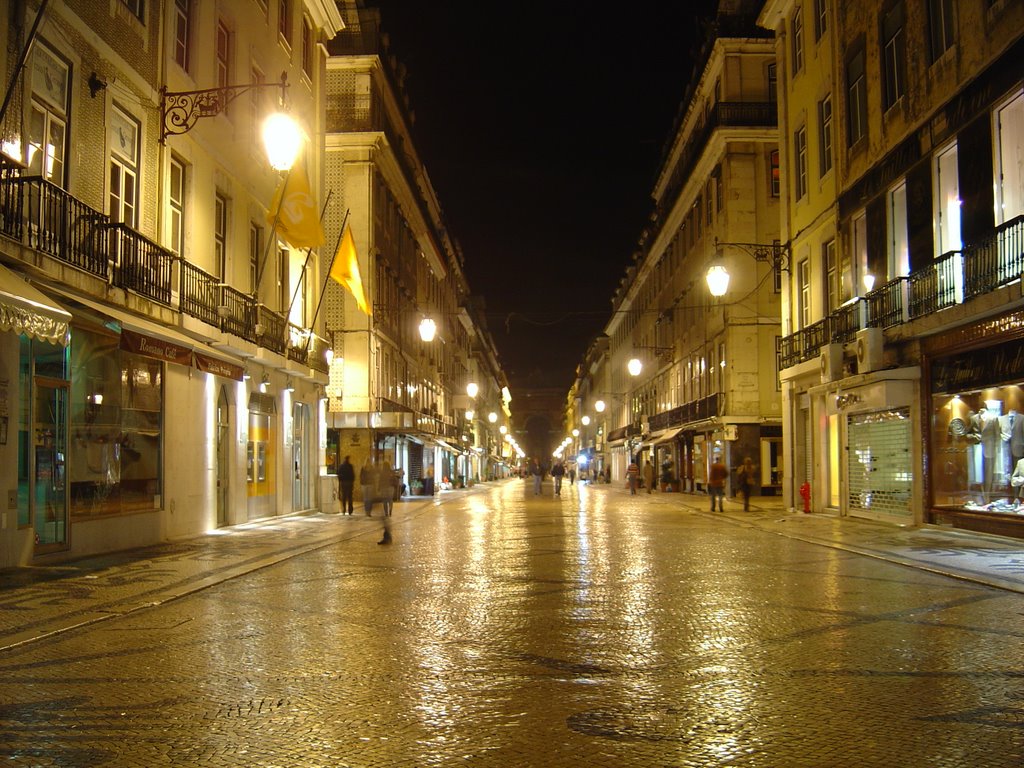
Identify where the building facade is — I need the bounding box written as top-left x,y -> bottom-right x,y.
0,0 -> 344,568
576,4 -> 783,497
762,0 -> 1024,535
321,3 -> 510,499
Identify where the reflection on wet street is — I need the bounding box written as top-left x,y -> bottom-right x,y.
2,479 -> 1022,766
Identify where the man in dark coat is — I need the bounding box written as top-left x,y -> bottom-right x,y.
337,455 -> 356,514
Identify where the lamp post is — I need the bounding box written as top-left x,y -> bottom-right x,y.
705,238 -> 791,297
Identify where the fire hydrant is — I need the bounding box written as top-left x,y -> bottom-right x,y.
799,481 -> 811,513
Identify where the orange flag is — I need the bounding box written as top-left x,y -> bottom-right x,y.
267,155 -> 324,249
329,222 -> 370,315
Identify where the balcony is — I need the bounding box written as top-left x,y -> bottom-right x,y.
781,215 -> 1024,369
0,166 -> 329,373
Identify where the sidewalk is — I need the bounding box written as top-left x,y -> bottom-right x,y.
612,481 -> 1024,596
3,480 -> 1024,653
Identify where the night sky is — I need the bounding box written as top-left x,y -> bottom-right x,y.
369,2 -> 718,390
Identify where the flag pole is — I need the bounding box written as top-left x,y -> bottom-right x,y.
255,166 -> 293,297
284,188 -> 333,332
304,208 -> 351,353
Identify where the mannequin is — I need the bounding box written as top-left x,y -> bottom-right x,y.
1012,457 -> 1024,506
980,405 -> 1001,496
1011,409 -> 1024,469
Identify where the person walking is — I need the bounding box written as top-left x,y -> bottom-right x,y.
568,465 -> 576,485
708,455 -> 728,512
551,460 -> 565,496
337,455 -> 356,514
377,459 -> 396,545
530,458 -> 543,495
627,458 -> 640,494
360,457 -> 377,516
737,456 -> 757,512
643,459 -> 656,494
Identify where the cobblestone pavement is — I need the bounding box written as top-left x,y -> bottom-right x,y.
2,480 -> 1024,766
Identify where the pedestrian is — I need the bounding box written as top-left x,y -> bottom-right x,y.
643,459 -> 656,494
708,455 -> 728,512
337,455 -> 355,514
737,456 -> 758,512
568,465 -> 576,485
627,458 -> 640,494
379,459 -> 396,518
530,458 -> 543,495
360,456 -> 376,516
551,460 -> 565,496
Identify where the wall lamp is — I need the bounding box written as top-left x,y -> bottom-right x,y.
706,238 -> 791,297
418,317 -> 437,342
160,71 -> 291,143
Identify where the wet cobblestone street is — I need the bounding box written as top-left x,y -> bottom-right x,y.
2,479 -> 1023,766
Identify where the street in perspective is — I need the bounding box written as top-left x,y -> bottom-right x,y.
2,478 -> 1023,767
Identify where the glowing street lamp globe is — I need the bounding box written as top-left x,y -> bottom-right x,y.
262,113 -> 303,171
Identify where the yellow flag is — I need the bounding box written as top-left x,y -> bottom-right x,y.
267,156 -> 324,249
329,222 -> 371,315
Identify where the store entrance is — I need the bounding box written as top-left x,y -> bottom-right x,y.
33,379 -> 68,553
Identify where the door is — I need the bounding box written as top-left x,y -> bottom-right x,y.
216,386 -> 230,527
292,401 -> 309,511
33,379 -> 68,553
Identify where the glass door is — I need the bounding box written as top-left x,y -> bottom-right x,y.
34,379 -> 68,552
292,402 -> 309,511
216,386 -> 229,527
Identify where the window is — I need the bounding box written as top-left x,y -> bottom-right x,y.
109,106 -> 140,226
770,149 -> 781,197
935,142 -> 961,255
249,67 -> 265,148
888,182 -> 910,279
714,166 -> 723,211
278,244 -> 289,313
706,181 -> 714,226
824,238 -> 840,310
27,43 -> 69,185
814,0 -> 827,41
694,196 -> 702,239
818,95 -> 833,176
846,46 -> 868,146
791,8 -> 804,74
928,0 -> 955,62
279,0 -> 291,45
995,90 -> 1024,224
121,0 -> 144,21
169,156 -> 186,256
216,21 -> 231,91
850,213 -> 867,296
882,2 -> 906,111
173,0 -> 191,71
798,259 -> 811,328
250,223 -> 262,293
302,16 -> 314,78
767,63 -> 777,103
794,127 -> 808,200
214,192 -> 228,279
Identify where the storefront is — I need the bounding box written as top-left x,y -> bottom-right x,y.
927,315 -> 1024,537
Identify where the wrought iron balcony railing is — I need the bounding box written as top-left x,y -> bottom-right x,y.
0,165 -> 330,373
780,214 -> 1024,370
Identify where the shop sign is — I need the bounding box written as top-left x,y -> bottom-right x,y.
931,335 -> 1024,393
194,352 -> 244,381
120,328 -> 191,366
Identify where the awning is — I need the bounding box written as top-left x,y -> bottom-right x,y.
653,427 -> 685,445
433,438 -> 462,453
63,294 -> 246,380
0,264 -> 71,346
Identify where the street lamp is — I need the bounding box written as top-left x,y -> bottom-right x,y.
594,399 -> 606,413
627,345 -> 673,377
418,317 -> 437,342
262,112 -> 302,171
160,72 -> 292,143
488,412 -> 498,424
706,238 -> 791,297
467,382 -> 479,398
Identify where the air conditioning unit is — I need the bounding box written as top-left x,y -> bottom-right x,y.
855,328 -> 884,374
819,343 -> 844,383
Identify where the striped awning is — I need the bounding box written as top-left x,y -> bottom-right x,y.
0,264 -> 70,346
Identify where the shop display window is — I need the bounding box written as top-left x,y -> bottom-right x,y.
69,327 -> 162,518
932,385 -> 1024,514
